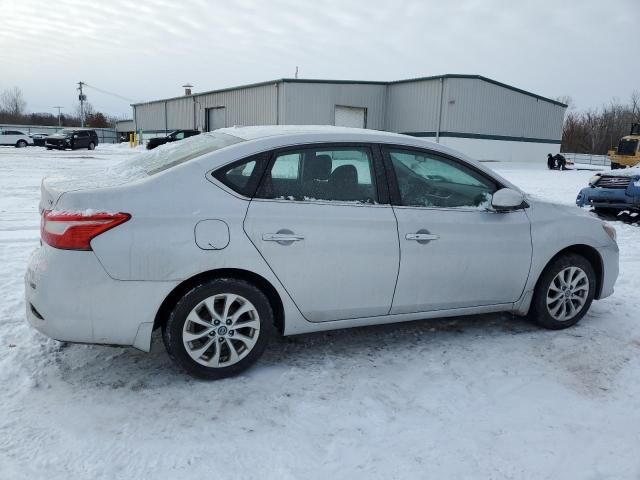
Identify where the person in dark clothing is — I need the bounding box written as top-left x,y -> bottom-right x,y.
554,154 -> 567,170
547,153 -> 555,169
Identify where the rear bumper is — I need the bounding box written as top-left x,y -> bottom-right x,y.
25,245 -> 177,351
576,187 -> 639,210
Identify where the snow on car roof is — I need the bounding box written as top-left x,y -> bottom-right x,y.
217,125 -> 412,141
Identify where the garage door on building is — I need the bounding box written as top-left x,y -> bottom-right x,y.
207,107 -> 226,131
334,105 -> 366,128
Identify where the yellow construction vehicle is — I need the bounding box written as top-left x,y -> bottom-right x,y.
609,123 -> 640,169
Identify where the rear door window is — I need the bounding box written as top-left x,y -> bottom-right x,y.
255,146 -> 378,203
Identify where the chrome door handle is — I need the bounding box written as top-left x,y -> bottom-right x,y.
263,233 -> 305,242
405,233 -> 440,241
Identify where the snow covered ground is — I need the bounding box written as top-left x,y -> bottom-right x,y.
1,146 -> 638,479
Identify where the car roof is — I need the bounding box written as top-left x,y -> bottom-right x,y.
219,125 -> 410,142
217,125 -> 470,162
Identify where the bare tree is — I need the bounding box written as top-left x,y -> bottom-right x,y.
0,86 -> 27,117
561,93 -> 640,154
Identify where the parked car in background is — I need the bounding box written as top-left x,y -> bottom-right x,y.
26,126 -> 619,379
0,129 -> 33,147
30,133 -> 49,147
146,129 -> 200,150
45,129 -> 99,150
576,167 -> 640,213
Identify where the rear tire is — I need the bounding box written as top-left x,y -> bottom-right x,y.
16,140 -> 27,148
528,253 -> 596,330
88,142 -> 95,150
163,278 -> 274,379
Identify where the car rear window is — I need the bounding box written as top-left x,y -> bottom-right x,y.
114,132 -> 244,176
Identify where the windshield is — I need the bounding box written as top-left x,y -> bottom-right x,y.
113,131 -> 244,176
617,139 -> 639,155
57,129 -> 75,136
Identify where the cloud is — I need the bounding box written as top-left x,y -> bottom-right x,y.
0,0 -> 637,116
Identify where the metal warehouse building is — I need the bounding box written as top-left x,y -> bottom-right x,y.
131,74 -> 567,162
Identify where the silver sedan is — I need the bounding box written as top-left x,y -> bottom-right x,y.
26,126 -> 619,379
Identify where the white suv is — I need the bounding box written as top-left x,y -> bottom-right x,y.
0,129 -> 33,147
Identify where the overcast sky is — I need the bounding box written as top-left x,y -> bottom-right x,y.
1,0 -> 637,118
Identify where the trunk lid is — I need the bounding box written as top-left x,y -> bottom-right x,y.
40,168 -> 148,212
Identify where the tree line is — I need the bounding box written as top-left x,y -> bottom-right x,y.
561,92 -> 640,154
0,86 -> 118,128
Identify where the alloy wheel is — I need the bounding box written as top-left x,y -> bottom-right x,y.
546,266 -> 590,321
182,293 -> 260,367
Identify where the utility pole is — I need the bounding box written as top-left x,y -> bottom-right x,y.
52,106 -> 63,127
295,66 -> 299,79
77,81 -> 86,127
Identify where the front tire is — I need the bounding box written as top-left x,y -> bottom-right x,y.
163,278 -> 274,379
88,142 -> 95,150
528,253 -> 596,329
16,140 -> 27,148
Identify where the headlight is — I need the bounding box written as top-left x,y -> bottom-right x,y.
602,223 -> 616,242
589,175 -> 601,186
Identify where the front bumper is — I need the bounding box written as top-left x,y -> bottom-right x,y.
25,245 -> 177,351
595,242 -> 619,299
576,186 -> 639,210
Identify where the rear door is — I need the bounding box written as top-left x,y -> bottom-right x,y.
382,146 -> 532,314
243,144 -> 399,322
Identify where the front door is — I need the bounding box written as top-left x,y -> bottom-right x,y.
244,144 -> 399,322
383,147 -> 532,314
75,131 -> 89,148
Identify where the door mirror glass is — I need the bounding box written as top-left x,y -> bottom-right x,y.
73,134 -> 78,138
491,188 -> 525,211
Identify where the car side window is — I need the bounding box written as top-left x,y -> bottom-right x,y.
78,131 -> 88,137
386,148 -> 496,209
255,147 -> 377,203
212,154 -> 268,197
174,132 -> 185,140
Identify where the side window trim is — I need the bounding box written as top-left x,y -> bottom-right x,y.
380,145 -> 500,209
255,142 -> 389,205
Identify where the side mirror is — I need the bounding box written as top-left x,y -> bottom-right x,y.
73,134 -> 78,139
491,188 -> 526,211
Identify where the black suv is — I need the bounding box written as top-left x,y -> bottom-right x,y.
45,129 -> 99,150
146,130 -> 200,150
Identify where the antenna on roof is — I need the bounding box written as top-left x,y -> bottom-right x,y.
294,66 -> 298,79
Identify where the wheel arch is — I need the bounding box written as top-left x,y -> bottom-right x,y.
537,244 -> 604,298
153,268 -> 285,334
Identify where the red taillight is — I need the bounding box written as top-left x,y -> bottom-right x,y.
41,210 -> 131,250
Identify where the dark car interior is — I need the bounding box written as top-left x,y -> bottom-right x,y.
257,150 -> 378,203
388,152 -> 497,208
